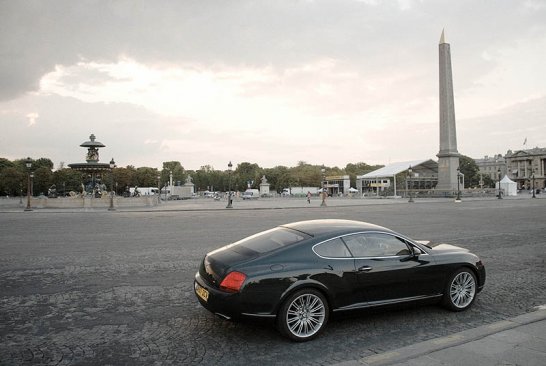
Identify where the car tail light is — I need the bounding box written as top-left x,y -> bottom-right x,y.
220,271 -> 247,293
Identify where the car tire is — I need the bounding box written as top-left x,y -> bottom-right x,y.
442,268 -> 477,311
277,288 -> 329,342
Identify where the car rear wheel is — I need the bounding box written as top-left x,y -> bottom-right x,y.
277,289 -> 329,342
443,268 -> 477,311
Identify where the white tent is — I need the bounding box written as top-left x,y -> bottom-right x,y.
496,175 -> 517,196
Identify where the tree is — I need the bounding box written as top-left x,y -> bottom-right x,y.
263,166 -> 290,193
135,167 -> 160,187
3,157 -> 55,196
33,158 -> 54,171
52,168 -> 83,195
162,161 -> 185,186
33,167 -> 53,196
0,158 -> 14,171
459,155 -> 480,188
0,167 -> 24,196
289,162 -> 321,187
112,167 -> 135,194
234,162 -> 262,191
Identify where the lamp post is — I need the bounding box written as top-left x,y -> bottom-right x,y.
108,158 -> 116,211
321,167 -> 327,207
455,166 -> 462,202
24,157 -> 32,211
408,166 -> 414,203
497,169 -> 503,199
226,161 -> 233,208
531,169 -> 537,198
157,173 -> 161,204
19,182 -> 23,206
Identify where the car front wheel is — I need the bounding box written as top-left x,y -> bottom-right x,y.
443,268 -> 477,311
277,289 -> 329,341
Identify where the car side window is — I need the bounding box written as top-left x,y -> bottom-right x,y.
313,238 -> 352,258
342,233 -> 410,257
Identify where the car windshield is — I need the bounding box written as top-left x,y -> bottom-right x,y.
231,227 -> 310,254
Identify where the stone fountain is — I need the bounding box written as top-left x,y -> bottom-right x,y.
68,134 -> 112,198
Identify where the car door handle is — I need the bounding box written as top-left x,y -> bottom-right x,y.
357,266 -> 372,272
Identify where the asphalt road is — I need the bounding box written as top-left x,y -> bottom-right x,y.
1,198 -> 545,365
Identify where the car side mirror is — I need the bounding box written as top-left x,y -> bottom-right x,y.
413,245 -> 427,255
400,246 -> 421,262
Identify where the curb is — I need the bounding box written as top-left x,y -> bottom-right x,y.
335,308 -> 546,366
1,195 -> 543,214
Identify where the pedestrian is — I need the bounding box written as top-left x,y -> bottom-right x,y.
306,191 -> 311,204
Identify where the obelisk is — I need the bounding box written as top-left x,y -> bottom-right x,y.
436,29 -> 460,191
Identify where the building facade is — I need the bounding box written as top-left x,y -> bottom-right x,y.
356,160 -> 438,197
504,148 -> 546,190
323,175 -> 350,195
474,154 -> 506,183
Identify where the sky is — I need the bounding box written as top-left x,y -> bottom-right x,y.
1,0 -> 545,171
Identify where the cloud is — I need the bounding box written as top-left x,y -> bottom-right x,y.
2,0 -> 544,101
1,0 -> 545,170
26,112 -> 39,126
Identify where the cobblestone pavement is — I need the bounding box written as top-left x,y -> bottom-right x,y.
1,198 -> 545,365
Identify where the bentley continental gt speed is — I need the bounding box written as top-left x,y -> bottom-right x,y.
194,219 -> 486,341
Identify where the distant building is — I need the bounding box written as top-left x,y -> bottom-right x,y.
323,175 -> 350,195
504,148 -> 546,190
474,154 -> 506,182
356,159 -> 438,196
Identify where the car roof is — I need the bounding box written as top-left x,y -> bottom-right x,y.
281,219 -> 391,237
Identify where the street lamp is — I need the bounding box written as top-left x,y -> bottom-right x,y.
531,169 -> 537,198
108,158 -> 116,211
321,167 -> 327,207
24,157 -> 32,211
455,166 -> 462,202
497,169 -> 503,199
408,166 -> 414,203
157,173 -> 161,204
226,161 -> 233,208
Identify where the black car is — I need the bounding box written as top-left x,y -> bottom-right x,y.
194,219 -> 486,341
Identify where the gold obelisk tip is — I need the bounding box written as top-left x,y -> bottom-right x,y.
440,29 -> 446,44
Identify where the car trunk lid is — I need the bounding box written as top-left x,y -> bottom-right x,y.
200,245 -> 258,288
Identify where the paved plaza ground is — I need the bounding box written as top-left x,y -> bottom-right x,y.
0,196 -> 545,365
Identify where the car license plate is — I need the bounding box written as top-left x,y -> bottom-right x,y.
195,283 -> 209,302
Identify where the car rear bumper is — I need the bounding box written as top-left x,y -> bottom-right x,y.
194,273 -> 240,319
194,273 -> 276,320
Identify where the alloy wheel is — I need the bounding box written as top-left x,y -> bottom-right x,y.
449,271 -> 476,309
285,293 -> 326,338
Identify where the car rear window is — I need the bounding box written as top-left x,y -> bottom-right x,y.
232,227 -> 310,254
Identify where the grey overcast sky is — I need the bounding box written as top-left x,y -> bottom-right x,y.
1,0 -> 545,170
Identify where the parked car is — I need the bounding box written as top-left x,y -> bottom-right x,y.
242,189 -> 260,200
194,219 -> 486,341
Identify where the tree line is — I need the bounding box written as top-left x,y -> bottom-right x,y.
0,158 -> 383,197
0,155 -> 491,197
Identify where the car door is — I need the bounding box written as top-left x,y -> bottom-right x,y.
312,237 -> 364,309
342,232 -> 436,304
